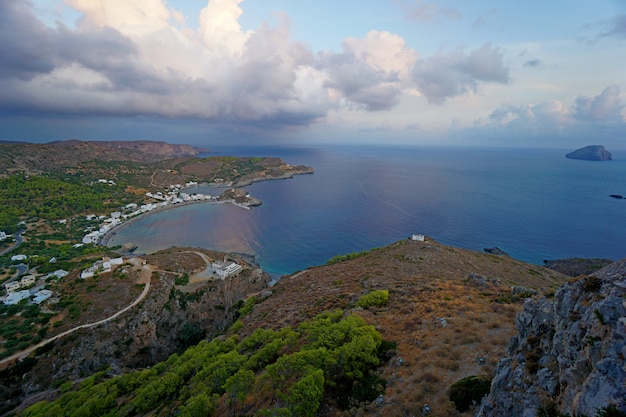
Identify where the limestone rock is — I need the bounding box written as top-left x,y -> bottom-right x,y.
476,259 -> 626,416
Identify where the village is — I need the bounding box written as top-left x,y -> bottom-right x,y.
0,180 -> 245,309
2,251 -> 244,309
82,180 -> 216,245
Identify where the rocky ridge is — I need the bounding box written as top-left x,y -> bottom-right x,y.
476,259 -> 626,416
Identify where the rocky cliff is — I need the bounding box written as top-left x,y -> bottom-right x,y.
565,145 -> 613,161
476,259 -> 626,417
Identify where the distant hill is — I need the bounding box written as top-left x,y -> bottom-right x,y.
565,145 -> 612,161
0,139 -> 313,191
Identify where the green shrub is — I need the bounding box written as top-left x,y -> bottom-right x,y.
449,375 -> 491,412
174,273 -> 189,286
356,290 -> 389,309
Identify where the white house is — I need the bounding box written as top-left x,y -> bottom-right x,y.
0,231 -> 8,241
411,234 -> 425,242
11,254 -> 27,262
33,290 -> 53,304
47,269 -> 69,279
212,259 -> 243,278
4,281 -> 21,293
20,275 -> 36,287
81,270 -> 95,279
4,290 -> 31,305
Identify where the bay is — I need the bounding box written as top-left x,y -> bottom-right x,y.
108,145 -> 626,277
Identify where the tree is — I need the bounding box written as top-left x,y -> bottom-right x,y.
284,369 -> 325,417
179,393 -> 218,417
224,369 -> 255,417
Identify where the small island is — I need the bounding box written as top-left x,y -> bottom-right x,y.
565,145 -> 612,161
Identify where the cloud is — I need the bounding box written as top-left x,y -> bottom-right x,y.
466,86 -> 625,144
395,0 -> 461,22
599,14 -> 626,39
0,0 -> 57,80
523,59 -> 543,68
320,30 -> 418,111
0,0 -> 513,132
573,85 -> 623,121
473,8 -> 497,29
412,44 -> 509,104
485,100 -> 567,128
0,0 -> 329,127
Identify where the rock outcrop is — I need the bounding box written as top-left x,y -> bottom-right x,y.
565,145 -> 613,161
476,259 -> 626,417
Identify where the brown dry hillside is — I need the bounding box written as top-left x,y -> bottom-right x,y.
241,237 -> 570,417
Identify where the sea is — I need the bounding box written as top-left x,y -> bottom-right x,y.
108,145 -> 626,277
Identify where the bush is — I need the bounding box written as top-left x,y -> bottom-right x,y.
174,274 -> 189,286
583,276 -> 602,292
449,375 -> 491,412
597,405 -> 626,417
356,290 -> 389,309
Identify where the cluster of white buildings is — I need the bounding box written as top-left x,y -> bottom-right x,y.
4,275 -> 37,293
146,183 -> 214,205
2,270 -> 67,306
80,257 -> 123,279
0,231 -> 10,241
81,183 -> 214,246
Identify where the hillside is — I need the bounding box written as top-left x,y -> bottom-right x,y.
0,140 -> 313,192
7,238 -> 573,417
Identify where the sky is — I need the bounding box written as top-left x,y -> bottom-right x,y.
1,0 -> 625,148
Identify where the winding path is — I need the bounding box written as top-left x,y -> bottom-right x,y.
0,230 -> 24,256
0,258 -> 153,370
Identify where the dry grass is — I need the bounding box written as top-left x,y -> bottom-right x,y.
242,238 -> 569,416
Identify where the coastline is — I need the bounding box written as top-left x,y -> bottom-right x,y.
100,199 -> 248,248
101,169 -> 313,249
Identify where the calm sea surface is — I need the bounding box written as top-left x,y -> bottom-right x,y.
108,146 -> 626,277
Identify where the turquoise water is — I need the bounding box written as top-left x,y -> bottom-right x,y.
108,146 -> 626,277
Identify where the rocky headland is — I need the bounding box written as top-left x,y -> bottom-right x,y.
543,258 -> 615,277
565,145 -> 613,161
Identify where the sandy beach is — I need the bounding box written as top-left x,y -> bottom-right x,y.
100,200 -> 211,247
99,198 -> 253,247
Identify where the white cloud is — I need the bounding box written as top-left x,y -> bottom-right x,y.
573,85 -> 623,121
320,30 -> 418,111
198,0 -> 250,58
66,0 -> 172,35
466,86 -> 626,145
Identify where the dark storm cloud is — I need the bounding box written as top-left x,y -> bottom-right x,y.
0,0 -> 57,79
